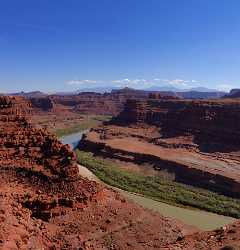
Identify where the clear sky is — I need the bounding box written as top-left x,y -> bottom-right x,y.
1,0 -> 240,92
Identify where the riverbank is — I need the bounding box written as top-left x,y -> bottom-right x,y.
55,115 -> 111,137
59,131 -> 237,231
77,163 -> 235,231
75,150 -> 240,219
60,130 -> 88,149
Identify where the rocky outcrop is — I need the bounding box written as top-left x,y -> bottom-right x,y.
0,96 -> 196,249
19,87 -> 226,118
47,89 -> 181,116
167,221 -> 240,250
223,89 -> 240,98
114,99 -> 240,150
80,98 -> 240,197
0,96 -> 78,179
79,127 -> 240,198
50,93 -> 123,115
1,95 -> 240,249
0,96 -> 33,115
30,97 -> 54,111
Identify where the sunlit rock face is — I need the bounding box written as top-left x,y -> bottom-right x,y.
80,98 -> 240,197
0,96 -> 195,250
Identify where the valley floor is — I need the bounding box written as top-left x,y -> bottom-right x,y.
76,150 -> 237,231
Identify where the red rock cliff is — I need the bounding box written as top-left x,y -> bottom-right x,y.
80,98 -> 240,198
0,96 -> 195,249
114,99 -> 240,149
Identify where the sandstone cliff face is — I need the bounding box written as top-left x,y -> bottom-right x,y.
30,97 -> 54,111
115,99 -> 240,150
0,96 -> 195,249
50,93 -> 123,116
80,98 -> 240,198
48,89 -> 180,116
0,96 -> 33,115
1,96 -> 240,249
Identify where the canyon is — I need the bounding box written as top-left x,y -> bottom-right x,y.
80,98 -> 240,198
0,95 -> 197,249
8,87 -> 228,117
1,95 -> 240,249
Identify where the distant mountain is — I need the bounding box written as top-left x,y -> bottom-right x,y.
54,86 -> 226,99
142,85 -> 224,95
111,87 -> 178,98
111,87 -> 145,94
229,89 -> 240,95
4,85 -> 227,100
9,91 -> 47,98
52,87 -> 121,96
145,85 -> 179,92
52,91 -> 79,96
223,89 -> 240,98
178,91 -> 226,99
142,85 -> 226,99
187,87 -> 220,92
77,86 -> 120,94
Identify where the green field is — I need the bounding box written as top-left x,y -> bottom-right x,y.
55,115 -> 111,137
76,149 -> 240,219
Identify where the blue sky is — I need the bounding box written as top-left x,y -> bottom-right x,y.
1,0 -> 240,92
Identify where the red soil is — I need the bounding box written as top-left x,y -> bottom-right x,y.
0,96 -> 196,249
1,96 -> 240,249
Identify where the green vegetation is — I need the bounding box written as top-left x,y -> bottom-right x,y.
122,191 -> 235,230
55,115 -> 111,137
76,149 -> 240,218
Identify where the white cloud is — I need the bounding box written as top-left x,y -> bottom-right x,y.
216,84 -> 234,92
153,78 -> 198,88
112,79 -> 131,84
112,79 -> 146,84
168,79 -> 188,86
153,78 -> 169,82
67,79 -> 98,85
111,79 -> 151,88
66,78 -> 199,89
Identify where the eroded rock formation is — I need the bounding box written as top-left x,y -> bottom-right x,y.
0,96 -> 195,249
80,98 -> 240,197
1,95 -> 240,249
30,97 -> 54,111
114,99 -> 240,148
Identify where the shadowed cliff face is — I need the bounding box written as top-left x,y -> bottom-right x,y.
114,99 -> 240,152
49,94 -> 124,116
0,96 -> 12,107
30,97 -> 54,111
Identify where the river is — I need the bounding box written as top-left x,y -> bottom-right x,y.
60,131 -> 236,231
59,130 -> 88,149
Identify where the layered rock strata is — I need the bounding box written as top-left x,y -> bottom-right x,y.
80,99 -> 240,197
0,96 -> 194,249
